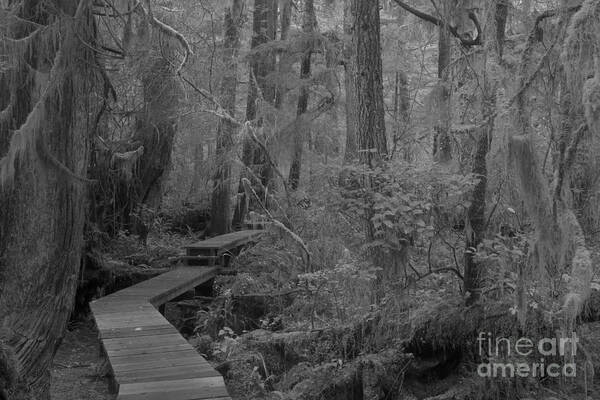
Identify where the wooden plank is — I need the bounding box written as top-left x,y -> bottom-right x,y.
99,324 -> 176,339
106,342 -> 191,357
103,333 -> 188,350
183,230 -> 264,250
113,356 -> 207,373
148,269 -> 219,306
117,364 -> 221,384
94,310 -> 161,320
96,317 -> 169,330
117,377 -> 229,400
91,301 -> 154,314
111,349 -> 202,368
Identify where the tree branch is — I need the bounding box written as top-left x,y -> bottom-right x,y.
138,0 -> 192,72
392,0 -> 482,46
242,178 -> 311,271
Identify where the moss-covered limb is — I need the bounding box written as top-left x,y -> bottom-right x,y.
404,288 -> 600,365
404,299 -> 519,358
240,312 -> 408,373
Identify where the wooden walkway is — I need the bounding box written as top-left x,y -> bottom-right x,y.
184,230 -> 265,266
90,230 -> 264,400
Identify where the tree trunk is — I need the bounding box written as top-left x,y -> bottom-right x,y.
353,0 -> 388,167
343,0 -> 358,163
233,0 -> 278,229
134,57 -> 183,209
464,94 -> 492,305
433,6 -> 452,164
288,0 -> 317,190
211,0 -> 245,235
89,8 -> 185,234
393,70 -> 411,161
351,0 -> 388,271
274,0 -> 292,108
463,1 -> 507,305
0,1 -> 100,398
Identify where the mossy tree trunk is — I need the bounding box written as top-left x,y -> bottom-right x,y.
89,7 -> 186,235
0,1 -> 100,398
211,0 -> 246,235
288,0 -> 317,190
233,0 -> 278,229
464,0 -> 507,305
133,35 -> 183,210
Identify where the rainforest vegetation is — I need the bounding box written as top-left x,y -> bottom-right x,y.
1,0 -> 600,399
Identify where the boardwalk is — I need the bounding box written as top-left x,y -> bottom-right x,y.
90,230 -> 264,400
184,230 -> 264,257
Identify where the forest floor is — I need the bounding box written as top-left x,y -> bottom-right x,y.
50,319 -> 112,400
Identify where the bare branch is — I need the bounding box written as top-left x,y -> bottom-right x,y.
138,0 -> 192,72
241,178 -> 311,271
391,0 -> 482,46
179,73 -> 241,127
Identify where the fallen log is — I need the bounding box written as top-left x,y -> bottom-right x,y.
280,349 -> 413,400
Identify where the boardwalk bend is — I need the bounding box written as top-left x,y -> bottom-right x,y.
90,230 -> 264,400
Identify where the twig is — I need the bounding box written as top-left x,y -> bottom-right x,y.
242,178 -> 311,271
179,73 -> 241,126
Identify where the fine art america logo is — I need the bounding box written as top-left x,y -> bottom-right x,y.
477,332 -> 579,378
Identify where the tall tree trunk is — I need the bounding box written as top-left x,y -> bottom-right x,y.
351,0 -> 388,272
464,88 -> 493,305
343,0 -> 358,163
275,0 -> 292,108
0,1 -> 100,398
232,0 -> 278,229
133,46 -> 183,209
433,4 -> 452,164
393,70 -> 411,161
288,0 -> 317,190
89,7 -> 186,234
211,0 -> 245,235
353,0 -> 388,167
464,0 -> 507,305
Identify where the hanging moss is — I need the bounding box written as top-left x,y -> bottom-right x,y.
562,0 -> 600,96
